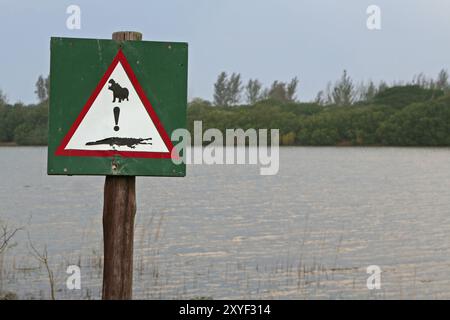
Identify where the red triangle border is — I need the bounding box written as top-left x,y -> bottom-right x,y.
55,49 -> 174,159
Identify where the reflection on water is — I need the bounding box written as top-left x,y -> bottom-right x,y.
0,147 -> 450,299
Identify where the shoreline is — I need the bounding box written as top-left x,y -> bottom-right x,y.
1,144 -> 449,148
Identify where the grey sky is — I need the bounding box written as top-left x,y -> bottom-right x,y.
0,0 -> 449,104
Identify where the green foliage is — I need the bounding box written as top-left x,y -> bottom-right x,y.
281,132 -> 296,145
371,85 -> 443,109
188,86 -> 450,146
0,103 -> 26,142
331,70 -> 355,106
213,72 -> 228,106
35,75 -> 49,102
0,102 -> 48,145
0,74 -> 50,146
227,73 -> 243,106
14,103 -> 48,145
0,89 -> 7,106
265,78 -> 299,103
376,95 -> 450,146
213,72 -> 243,107
435,69 -> 449,91
245,79 -> 262,105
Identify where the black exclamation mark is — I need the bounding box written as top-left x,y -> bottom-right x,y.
113,107 -> 120,131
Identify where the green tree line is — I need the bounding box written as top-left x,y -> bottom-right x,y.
0,71 -> 449,146
0,75 -> 49,145
192,69 -> 450,146
189,85 -> 450,146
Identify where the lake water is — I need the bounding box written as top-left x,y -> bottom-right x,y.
0,146 -> 450,299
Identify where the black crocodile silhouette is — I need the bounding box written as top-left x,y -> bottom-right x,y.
86,137 -> 152,149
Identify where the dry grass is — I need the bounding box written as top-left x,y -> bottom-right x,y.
27,233 -> 56,300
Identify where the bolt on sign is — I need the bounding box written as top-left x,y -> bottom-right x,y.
47,37 -> 188,176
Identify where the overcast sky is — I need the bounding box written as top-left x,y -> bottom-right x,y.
1,0 -> 449,104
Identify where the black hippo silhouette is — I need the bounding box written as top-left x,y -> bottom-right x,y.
108,79 -> 129,103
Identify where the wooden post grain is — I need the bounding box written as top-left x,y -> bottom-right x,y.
102,31 -> 142,300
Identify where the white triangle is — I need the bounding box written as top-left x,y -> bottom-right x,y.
65,62 -> 169,153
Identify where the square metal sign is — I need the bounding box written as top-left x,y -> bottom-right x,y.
47,37 -> 187,176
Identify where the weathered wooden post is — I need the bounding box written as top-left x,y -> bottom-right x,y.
102,175 -> 135,299
101,31 -> 142,300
